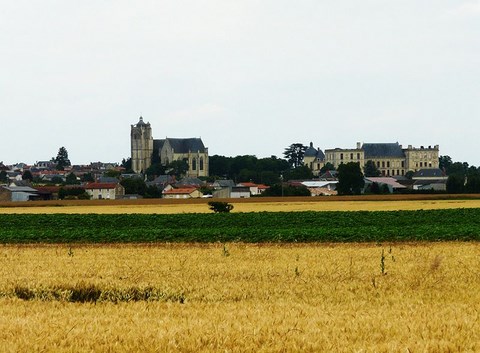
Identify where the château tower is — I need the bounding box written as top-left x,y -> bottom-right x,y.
130,117 -> 153,173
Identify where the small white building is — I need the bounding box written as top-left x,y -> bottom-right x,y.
364,177 -> 407,193
301,180 -> 338,196
236,182 -> 269,196
230,186 -> 250,198
85,183 -> 125,200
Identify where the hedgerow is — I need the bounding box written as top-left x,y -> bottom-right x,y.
1,209 -> 479,243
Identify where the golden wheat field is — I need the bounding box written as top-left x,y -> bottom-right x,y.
0,243 -> 479,352
2,198 -> 480,214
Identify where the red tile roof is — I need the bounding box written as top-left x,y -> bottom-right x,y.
85,183 -> 119,190
163,188 -> 198,195
35,186 -> 61,193
238,182 -> 258,187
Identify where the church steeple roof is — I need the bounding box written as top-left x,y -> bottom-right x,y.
135,116 -> 151,128
136,116 -> 146,126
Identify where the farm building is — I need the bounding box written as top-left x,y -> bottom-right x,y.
0,185 -> 40,202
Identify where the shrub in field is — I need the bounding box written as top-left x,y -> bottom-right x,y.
208,201 -> 234,213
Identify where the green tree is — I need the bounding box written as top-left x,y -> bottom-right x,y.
104,169 -> 121,178
120,177 -> 147,195
283,165 -> 313,181
230,155 -> 257,177
66,172 -> 79,185
238,168 -> 257,183
59,187 -> 89,200
283,143 -> 307,168
54,147 -> 71,170
51,176 -> 64,184
209,155 -> 231,178
262,184 -> 311,197
465,169 -> 480,193
22,170 -> 33,181
337,162 -> 364,195
0,170 -> 8,183
446,174 -> 465,193
364,160 -> 381,177
320,162 -> 335,174
439,155 -> 452,171
447,162 -> 469,176
166,159 -> 189,178
259,171 -> 280,186
121,158 -> 133,173
145,163 -> 166,180
81,173 -> 95,183
208,154 -> 289,184
144,185 -> 162,198
405,171 -> 414,179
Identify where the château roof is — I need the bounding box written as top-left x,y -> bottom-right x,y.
304,142 -> 317,157
362,143 -> 405,158
304,142 -> 325,160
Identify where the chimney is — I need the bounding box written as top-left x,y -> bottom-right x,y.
356,142 -> 361,149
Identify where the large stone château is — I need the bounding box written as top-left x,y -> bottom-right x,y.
131,117 -> 209,177
304,142 -> 439,177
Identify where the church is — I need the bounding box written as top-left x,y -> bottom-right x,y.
130,117 -> 209,177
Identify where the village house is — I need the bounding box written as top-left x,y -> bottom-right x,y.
411,168 -> 448,191
236,182 -> 269,196
85,182 -> 125,200
163,187 -> 202,199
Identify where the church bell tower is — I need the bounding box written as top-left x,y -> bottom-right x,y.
131,117 -> 153,173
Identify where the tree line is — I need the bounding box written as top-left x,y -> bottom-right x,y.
440,156 -> 480,193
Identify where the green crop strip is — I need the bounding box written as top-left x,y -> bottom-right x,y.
1,209 -> 479,243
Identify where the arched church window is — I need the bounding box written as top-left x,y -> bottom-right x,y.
200,157 -> 204,171
192,158 -> 197,171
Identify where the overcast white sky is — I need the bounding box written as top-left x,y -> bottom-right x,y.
1,1 -> 479,166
